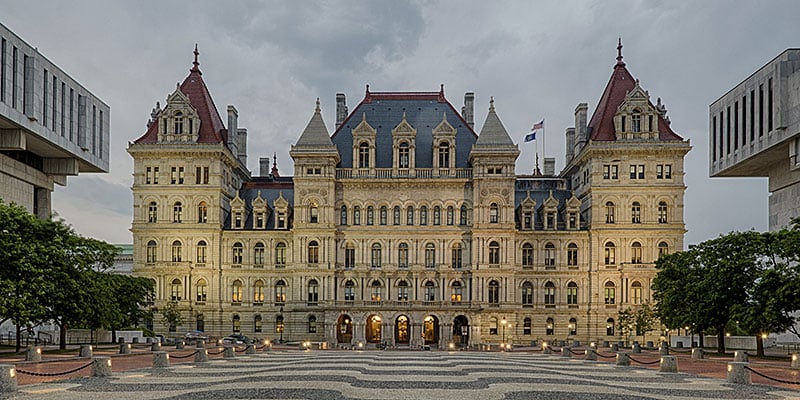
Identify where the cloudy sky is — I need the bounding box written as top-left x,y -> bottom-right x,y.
3,1 -> 797,246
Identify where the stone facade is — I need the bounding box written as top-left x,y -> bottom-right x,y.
129,44 -> 690,348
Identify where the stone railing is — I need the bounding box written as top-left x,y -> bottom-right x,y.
336,168 -> 472,179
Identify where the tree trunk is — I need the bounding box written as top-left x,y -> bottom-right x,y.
717,327 -> 726,354
756,334 -> 764,357
59,323 -> 67,350
111,328 -> 117,344
699,330 -> 704,348
15,324 -> 21,353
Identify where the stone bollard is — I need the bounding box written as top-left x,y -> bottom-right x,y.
561,347 -> 571,357
610,343 -> 619,352
573,340 -> 581,347
659,343 -> 669,356
151,342 -> 161,351
543,345 -> 552,355
691,348 -> 704,360
632,343 -> 641,353
792,353 -> 799,369
118,337 -> 125,344
734,351 -> 748,362
153,351 -> 169,368
726,362 -> 751,384
585,348 -> 597,361
0,365 -> 16,393
646,341 -> 654,348
602,340 -> 609,348
176,340 -> 184,350
146,337 -> 153,344
79,344 -> 93,358
91,357 -> 112,377
25,347 -> 42,362
119,343 -> 131,355
132,337 -> 139,344
195,349 -> 209,363
531,340 -> 538,347
245,344 -> 256,355
196,339 -> 205,349
223,346 -> 235,359
659,356 -> 678,373
616,352 -> 630,366
676,341 -> 684,348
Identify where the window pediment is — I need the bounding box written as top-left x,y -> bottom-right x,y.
157,86 -> 200,143
432,112 -> 456,139
392,113 -> 417,138
352,112 -> 376,139
614,80 -> 659,140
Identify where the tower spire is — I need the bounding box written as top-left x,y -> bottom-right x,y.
271,152 -> 280,177
191,44 -> 201,73
616,38 -> 625,67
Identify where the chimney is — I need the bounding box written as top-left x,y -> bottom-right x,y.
227,105 -> 239,158
461,92 -> 475,129
565,127 -> 575,164
336,93 -> 348,129
237,128 -> 247,166
544,157 -> 556,176
259,157 -> 270,177
574,103 -> 588,155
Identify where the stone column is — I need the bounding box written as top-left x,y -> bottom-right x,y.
610,343 -> 619,352
176,340 -> 185,350
0,365 -> 16,392
691,348 -> 704,359
195,349 -> 209,363
734,351 -> 748,362
792,353 -> 799,369
196,339 -> 205,349
632,343 -> 641,353
153,351 -> 169,368
659,356 -> 678,373
25,347 -> 42,362
223,346 -> 235,358
659,343 -> 669,355
119,343 -> 131,355
615,353 -> 630,366
543,345 -> 552,355
151,342 -> 161,351
91,357 -> 112,377
585,348 -> 597,361
79,345 -> 93,358
726,362 -> 751,385
245,344 -> 256,354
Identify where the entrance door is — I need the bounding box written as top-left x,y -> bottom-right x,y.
395,315 -> 409,343
366,315 -> 382,343
337,314 -> 353,344
422,315 -> 439,344
453,315 -> 469,347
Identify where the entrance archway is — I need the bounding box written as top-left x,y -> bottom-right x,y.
366,314 -> 382,343
422,315 -> 439,344
453,315 -> 469,347
336,314 -> 352,344
395,315 -> 409,343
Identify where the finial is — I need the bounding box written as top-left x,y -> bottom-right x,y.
489,96 -> 495,112
365,84 -> 370,94
402,111 -> 407,120
315,97 -> 320,112
271,152 -> 279,177
440,83 -> 444,94
191,44 -> 201,73
616,38 -> 625,66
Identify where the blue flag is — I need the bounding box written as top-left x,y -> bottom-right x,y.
524,131 -> 536,142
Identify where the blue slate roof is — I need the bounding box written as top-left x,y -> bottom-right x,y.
331,90 -> 478,169
224,178 -> 294,230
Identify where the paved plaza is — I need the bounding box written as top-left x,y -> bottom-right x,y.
8,350 -> 800,400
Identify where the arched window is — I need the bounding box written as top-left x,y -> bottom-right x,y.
196,240 -> 207,264
308,240 -> 319,264
353,206 -> 361,225
309,203 -> 318,223
606,318 -> 615,336
397,280 -> 409,301
521,281 -> 533,305
197,201 -> 208,223
232,314 -> 241,333
393,206 -> 401,225
425,243 -> 436,268
146,240 -> 157,263
366,206 -> 374,225
196,314 -> 205,332
253,243 -> 265,266
522,243 -> 534,266
308,315 -> 317,333
433,206 -> 441,225
307,279 -> 319,304
423,280 -> 435,301
490,317 -> 498,335
171,240 -> 182,262
631,241 -> 643,264
275,280 -> 287,304
546,317 -> 554,335
605,201 -> 615,223
631,281 -> 643,304
658,241 -> 670,257
370,280 -> 382,301
604,242 -> 616,265
398,142 -> 410,169
488,241 -> 500,265
568,318 -> 578,336
446,206 -> 454,225
340,205 -> 347,225
523,317 -> 532,335
379,206 -> 387,225
398,243 -> 409,268
253,280 -> 265,304
489,203 -> 499,223
406,206 -> 414,225
174,111 -> 184,134
420,206 -> 428,225
344,243 -> 355,269
231,280 -> 243,303
358,142 -> 370,168
254,315 -> 263,333
544,281 -> 555,306
170,278 -> 182,301
658,201 -> 668,223
604,281 -> 616,305
460,205 -> 468,225
631,201 -> 641,223
148,201 -> 158,223
451,243 -> 463,269
275,242 -> 287,266
451,281 -> 463,303
173,201 -> 183,223
544,242 -> 556,266
371,243 -> 382,268
232,242 -> 243,265
566,281 -> 578,305
196,278 -> 207,302
438,142 -> 450,168
488,280 -> 499,304
344,280 -> 355,301
563,244 -> 577,269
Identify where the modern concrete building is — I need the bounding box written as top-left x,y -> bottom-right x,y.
0,22 -> 109,218
709,49 -> 800,231
130,43 -> 689,348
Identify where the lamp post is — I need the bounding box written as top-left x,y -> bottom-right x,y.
506,323 -> 513,349
279,306 -> 284,344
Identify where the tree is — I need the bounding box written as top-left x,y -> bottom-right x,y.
618,302 -> 659,344
105,274 -> 155,343
160,301 -> 184,334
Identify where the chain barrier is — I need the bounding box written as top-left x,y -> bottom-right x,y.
627,355 -> 661,365
16,361 -> 93,377
571,349 -> 586,355
169,350 -> 200,359
207,348 -> 225,355
744,366 -> 800,385
670,347 -> 692,353
255,344 -> 266,350
234,346 -> 248,353
596,352 -> 617,359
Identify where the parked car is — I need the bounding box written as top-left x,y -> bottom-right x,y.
222,334 -> 251,345
183,330 -> 210,344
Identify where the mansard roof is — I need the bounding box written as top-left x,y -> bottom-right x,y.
134,46 -> 228,144
224,179 -> 294,230
587,41 -> 683,142
475,98 -> 515,146
294,99 -> 335,147
330,85 -> 478,168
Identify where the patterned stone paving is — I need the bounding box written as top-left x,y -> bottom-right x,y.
9,351 -> 800,399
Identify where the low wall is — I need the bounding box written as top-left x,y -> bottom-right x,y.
670,335 -> 777,350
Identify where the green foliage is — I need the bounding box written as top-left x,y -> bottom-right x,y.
160,301 -> 184,332
618,302 -> 659,337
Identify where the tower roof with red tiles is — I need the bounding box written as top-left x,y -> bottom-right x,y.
587,40 -> 683,141
134,45 -> 228,144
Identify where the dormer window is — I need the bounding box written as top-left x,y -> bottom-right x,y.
358,142 -> 370,169
398,142 -> 410,169
174,111 -> 184,134
631,110 -> 641,133
438,142 -> 450,168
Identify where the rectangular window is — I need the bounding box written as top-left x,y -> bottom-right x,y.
664,164 -> 671,179
733,101 -> 738,150
629,165 -> 636,179
656,164 -> 663,179
630,165 -> 644,179
759,84 -> 764,137
203,167 -> 209,184
43,69 -> 48,125
92,105 -> 97,155
345,247 -> 355,269
23,54 -> 33,116
0,38 -> 5,103
52,76 -> 57,131
196,167 -> 202,184
153,167 -> 159,184
146,167 -> 152,184
99,110 -> 104,158
750,90 -> 755,142
768,77 -> 773,133
60,83 -> 65,136
726,106 -> 731,154
171,167 -> 177,184
178,167 -> 185,184
742,95 -> 746,145
78,94 -> 87,149
603,165 -> 609,179
12,47 -> 18,109
719,111 -> 724,157
611,165 -> 617,179
712,115 -> 717,161
69,88 -> 74,141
